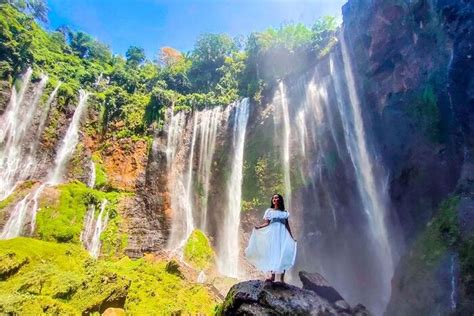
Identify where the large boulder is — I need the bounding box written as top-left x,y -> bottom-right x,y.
218,271 -> 371,315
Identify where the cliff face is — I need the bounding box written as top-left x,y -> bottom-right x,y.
342,0 -> 473,314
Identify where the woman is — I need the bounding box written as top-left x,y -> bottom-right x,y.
245,194 -> 297,283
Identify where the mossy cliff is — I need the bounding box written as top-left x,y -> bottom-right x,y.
0,238 -> 217,314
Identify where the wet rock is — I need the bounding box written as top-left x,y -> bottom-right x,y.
0,80 -> 10,114
219,272 -> 371,315
299,271 -> 346,305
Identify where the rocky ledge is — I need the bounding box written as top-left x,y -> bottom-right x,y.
218,271 -> 371,315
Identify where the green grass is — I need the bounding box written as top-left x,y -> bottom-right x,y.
0,238 -> 218,314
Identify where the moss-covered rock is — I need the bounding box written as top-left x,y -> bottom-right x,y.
0,238 -> 218,314
184,229 -> 215,270
35,181 -> 127,259
386,196 -> 460,315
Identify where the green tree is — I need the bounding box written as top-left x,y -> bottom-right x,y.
311,16 -> 338,54
188,33 -> 237,92
1,0 -> 48,22
126,45 -> 145,67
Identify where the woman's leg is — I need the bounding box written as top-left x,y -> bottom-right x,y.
265,272 -> 275,282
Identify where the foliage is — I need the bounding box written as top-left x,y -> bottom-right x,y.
0,4 -> 341,138
183,229 -> 215,270
125,45 -> 145,67
35,181 -> 121,245
0,238 -> 217,314
0,0 -> 48,22
408,85 -> 442,143
189,33 -> 238,93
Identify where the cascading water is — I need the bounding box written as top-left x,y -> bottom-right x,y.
50,90 -> 90,184
196,106 -> 223,231
276,83 -> 292,210
1,90 -> 90,239
217,98 -> 250,277
81,199 -> 109,258
264,35 -> 399,314
0,69 -> 47,199
335,34 -> 394,312
88,159 -> 96,188
166,106 -> 228,250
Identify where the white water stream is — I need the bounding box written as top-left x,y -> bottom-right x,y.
217,98 -> 250,277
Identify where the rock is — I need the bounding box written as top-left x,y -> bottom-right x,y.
219,280 -> 337,315
299,271 -> 346,304
102,308 -> 126,316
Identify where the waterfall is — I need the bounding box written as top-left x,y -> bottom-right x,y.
0,192 -> 31,239
88,159 -> 96,188
277,83 -> 292,210
217,98 -> 250,277
50,90 -> 90,184
196,106 -> 223,231
166,106 -> 227,250
328,34 -> 394,313
1,90 -> 90,239
166,111 -> 193,250
81,199 -> 109,258
450,253 -> 457,310
0,70 -> 47,199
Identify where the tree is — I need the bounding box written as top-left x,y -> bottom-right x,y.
311,16 -> 338,54
126,46 -> 145,66
69,31 -> 111,62
188,33 -> 237,92
159,46 -> 182,67
1,0 -> 48,22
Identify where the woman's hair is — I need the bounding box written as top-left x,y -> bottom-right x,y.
270,193 -> 285,210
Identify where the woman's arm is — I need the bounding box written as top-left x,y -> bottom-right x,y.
285,219 -> 295,240
255,219 -> 270,229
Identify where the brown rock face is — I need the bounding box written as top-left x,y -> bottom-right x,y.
102,138 -> 148,191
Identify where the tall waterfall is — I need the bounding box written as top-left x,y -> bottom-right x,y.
166,111 -> 195,250
0,69 -> 47,199
196,106 -> 223,231
265,37 -> 399,313
166,106 -> 228,250
50,90 -> 90,184
217,98 -> 250,277
81,199 -> 109,258
335,34 -> 394,311
1,90 -> 90,239
276,83 -> 292,210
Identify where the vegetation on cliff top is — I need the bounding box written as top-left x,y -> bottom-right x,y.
0,3 -> 338,139
0,238 -> 217,314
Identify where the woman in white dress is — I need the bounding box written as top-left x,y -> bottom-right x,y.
245,194 -> 297,283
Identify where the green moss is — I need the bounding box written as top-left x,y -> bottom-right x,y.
183,229 -> 215,270
35,181 -> 121,246
412,196 -> 459,267
0,238 -> 217,314
100,208 -> 128,259
408,85 -> 442,143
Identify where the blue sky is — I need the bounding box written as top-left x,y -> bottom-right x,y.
47,0 -> 347,59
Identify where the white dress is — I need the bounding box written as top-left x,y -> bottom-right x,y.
245,209 -> 297,273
